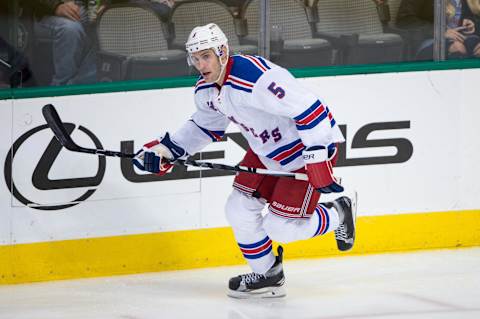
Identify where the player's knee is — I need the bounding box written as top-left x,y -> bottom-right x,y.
263,214 -> 298,244
224,190 -> 263,228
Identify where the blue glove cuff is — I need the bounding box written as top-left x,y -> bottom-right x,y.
160,132 -> 187,161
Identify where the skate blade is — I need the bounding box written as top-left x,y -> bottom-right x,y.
227,286 -> 286,299
351,191 -> 358,226
335,192 -> 358,251
344,191 -> 358,251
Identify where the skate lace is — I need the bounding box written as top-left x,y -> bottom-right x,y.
240,272 -> 265,285
334,224 -> 348,241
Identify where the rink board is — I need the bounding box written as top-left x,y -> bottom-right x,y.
1,68 -> 480,284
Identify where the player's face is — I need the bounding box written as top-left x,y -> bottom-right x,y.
190,49 -> 222,83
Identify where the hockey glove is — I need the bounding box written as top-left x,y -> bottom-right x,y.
132,132 -> 186,176
303,146 -> 343,194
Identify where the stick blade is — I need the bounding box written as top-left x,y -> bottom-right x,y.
41,104 -> 78,151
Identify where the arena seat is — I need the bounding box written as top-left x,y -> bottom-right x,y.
314,0 -> 404,65
96,1 -> 188,81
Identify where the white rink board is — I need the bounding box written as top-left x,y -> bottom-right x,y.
1,69 -> 479,245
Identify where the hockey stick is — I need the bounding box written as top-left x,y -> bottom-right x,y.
41,104 -> 309,181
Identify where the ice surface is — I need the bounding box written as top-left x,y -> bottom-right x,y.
0,247 -> 479,319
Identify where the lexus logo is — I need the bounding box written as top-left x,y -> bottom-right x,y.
4,121 -> 413,211
4,123 -> 105,210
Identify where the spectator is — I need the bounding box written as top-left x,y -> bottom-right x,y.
28,0 -> 97,86
470,0 -> 480,56
446,0 -> 480,58
396,0 -> 480,60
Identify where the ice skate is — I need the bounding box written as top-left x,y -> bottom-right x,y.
227,246 -> 286,299
332,193 -> 357,251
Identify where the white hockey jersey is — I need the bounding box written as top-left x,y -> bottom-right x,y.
171,54 -> 345,172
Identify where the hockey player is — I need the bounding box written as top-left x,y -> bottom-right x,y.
133,23 -> 357,299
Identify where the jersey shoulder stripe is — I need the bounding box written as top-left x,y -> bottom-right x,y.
251,55 -> 271,70
242,55 -> 271,72
224,74 -> 254,93
230,55 -> 270,85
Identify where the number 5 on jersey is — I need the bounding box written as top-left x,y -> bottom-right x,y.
268,82 -> 285,99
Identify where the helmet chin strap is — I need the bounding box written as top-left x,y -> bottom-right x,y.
213,46 -> 229,84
